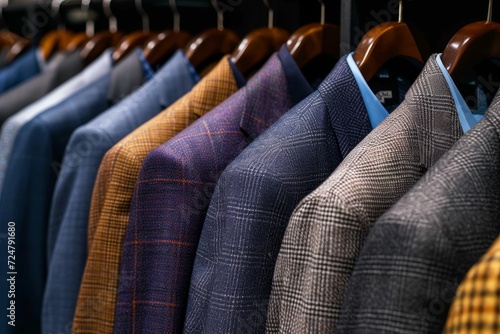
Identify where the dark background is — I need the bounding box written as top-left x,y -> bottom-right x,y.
0,0 -> 498,54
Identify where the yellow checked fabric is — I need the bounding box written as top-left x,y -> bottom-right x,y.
72,56 -> 238,334
444,236 -> 500,334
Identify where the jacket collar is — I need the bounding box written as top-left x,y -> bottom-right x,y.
402,54 -> 465,167
240,46 -> 313,139
107,48 -> 148,104
318,55 -> 373,158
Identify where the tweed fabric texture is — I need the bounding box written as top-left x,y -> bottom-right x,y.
114,53 -> 309,334
337,92 -> 500,334
72,56 -> 238,334
445,235 -> 500,333
266,55 -> 465,334
42,51 -> 196,334
184,56 -> 374,334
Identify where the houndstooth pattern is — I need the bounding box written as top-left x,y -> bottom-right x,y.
184,56 -> 373,334
340,94 -> 500,334
266,55 -> 465,334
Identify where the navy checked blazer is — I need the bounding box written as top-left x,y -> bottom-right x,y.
43,51 -> 197,334
338,83 -> 500,334
184,56 -> 375,333
114,47 -> 312,334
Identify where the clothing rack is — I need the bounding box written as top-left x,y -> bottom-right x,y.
1,0 -> 339,44
3,0 -> 498,54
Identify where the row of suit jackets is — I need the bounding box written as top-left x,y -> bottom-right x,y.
0,40 -> 498,334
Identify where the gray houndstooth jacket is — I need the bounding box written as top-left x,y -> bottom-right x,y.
337,80 -> 500,334
266,55 -> 466,333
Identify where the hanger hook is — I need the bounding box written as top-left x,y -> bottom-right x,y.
211,0 -> 224,31
263,0 -> 273,29
103,0 -> 117,33
318,0 -> 325,25
51,0 -> 65,29
82,0 -> 94,36
0,0 -> 7,22
135,0 -> 149,32
487,0 -> 493,22
169,0 -> 180,32
398,0 -> 403,23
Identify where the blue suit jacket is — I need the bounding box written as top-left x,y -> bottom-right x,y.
0,48 -> 41,94
43,51 -> 198,334
0,50 -> 150,334
184,57 -> 374,333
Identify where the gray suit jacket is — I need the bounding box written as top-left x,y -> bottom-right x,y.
337,85 -> 500,334
266,55 -> 465,333
0,50 -> 84,125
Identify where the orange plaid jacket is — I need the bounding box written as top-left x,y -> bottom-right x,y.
444,234 -> 500,334
72,56 -> 239,334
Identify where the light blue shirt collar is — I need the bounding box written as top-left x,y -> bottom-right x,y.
436,54 -> 484,133
346,53 -> 390,129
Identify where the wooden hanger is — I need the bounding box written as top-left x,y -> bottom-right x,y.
353,0 -> 427,82
80,0 -> 123,65
39,29 -> 74,60
185,0 -> 239,73
6,34 -> 32,62
112,0 -> 155,62
113,31 -> 154,62
66,32 -> 91,51
231,0 -> 289,78
287,0 -> 340,69
0,31 -> 31,62
441,1 -> 500,81
144,0 -> 191,67
144,30 -> 191,67
80,31 -> 123,65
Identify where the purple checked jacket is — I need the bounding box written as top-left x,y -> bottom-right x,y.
114,46 -> 314,334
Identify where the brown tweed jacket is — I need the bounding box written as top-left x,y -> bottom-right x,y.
72,56 -> 239,334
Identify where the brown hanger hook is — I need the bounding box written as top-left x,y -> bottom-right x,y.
169,0 -> 180,32
263,0 -> 274,29
211,0 -> 224,31
103,0 -> 117,33
135,0 -> 149,32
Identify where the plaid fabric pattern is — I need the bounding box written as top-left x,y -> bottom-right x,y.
114,53 -> 308,334
42,51 -> 196,334
267,55 -> 465,334
72,56 -> 238,334
184,56 -> 374,334
338,93 -> 500,334
445,235 -> 500,333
